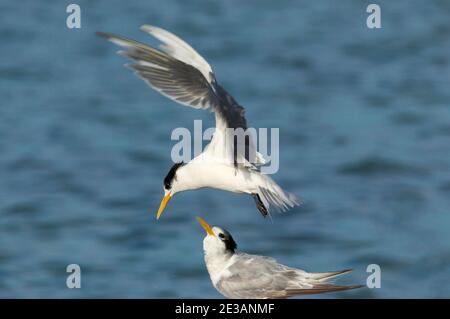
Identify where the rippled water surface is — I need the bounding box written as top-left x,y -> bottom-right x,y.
1,0 -> 450,298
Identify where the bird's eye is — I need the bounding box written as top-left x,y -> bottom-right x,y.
218,233 -> 225,239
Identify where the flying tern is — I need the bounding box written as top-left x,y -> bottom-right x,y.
97,26 -> 299,219
196,217 -> 363,299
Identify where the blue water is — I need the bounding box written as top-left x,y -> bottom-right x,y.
1,0 -> 450,298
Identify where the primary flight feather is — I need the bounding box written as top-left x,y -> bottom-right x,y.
97,25 -> 300,218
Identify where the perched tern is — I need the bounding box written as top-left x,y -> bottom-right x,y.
97,26 -> 299,219
196,217 -> 363,299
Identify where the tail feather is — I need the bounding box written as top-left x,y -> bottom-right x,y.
308,269 -> 353,282
266,268 -> 363,299
257,185 -> 300,215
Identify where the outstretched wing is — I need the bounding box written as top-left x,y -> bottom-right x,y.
97,26 -> 265,167
96,30 -> 217,110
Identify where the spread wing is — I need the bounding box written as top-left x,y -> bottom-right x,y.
216,254 -> 362,299
97,26 -> 265,167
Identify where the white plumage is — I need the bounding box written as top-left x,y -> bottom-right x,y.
97,25 -> 300,218
197,217 -> 363,299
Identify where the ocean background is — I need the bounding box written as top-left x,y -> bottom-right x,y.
1,0 -> 449,298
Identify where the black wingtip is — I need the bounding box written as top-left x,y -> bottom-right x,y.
95,31 -> 111,39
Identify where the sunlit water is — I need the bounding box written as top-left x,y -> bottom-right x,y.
1,0 -> 450,298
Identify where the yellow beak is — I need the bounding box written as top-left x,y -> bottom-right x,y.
156,193 -> 172,220
196,217 -> 215,236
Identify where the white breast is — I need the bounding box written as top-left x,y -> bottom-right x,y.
178,159 -> 260,194
205,252 -> 237,287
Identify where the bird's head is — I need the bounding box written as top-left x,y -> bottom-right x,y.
156,162 -> 187,219
196,217 -> 237,255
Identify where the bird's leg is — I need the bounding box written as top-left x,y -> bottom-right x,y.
252,193 -> 268,217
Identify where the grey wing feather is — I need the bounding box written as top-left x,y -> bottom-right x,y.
96,31 -> 218,110
96,31 -> 247,131
97,29 -> 262,167
213,85 -> 247,130
216,254 -> 307,299
217,254 -> 362,299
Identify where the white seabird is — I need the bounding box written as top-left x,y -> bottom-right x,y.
196,217 -> 363,299
97,26 -> 300,219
